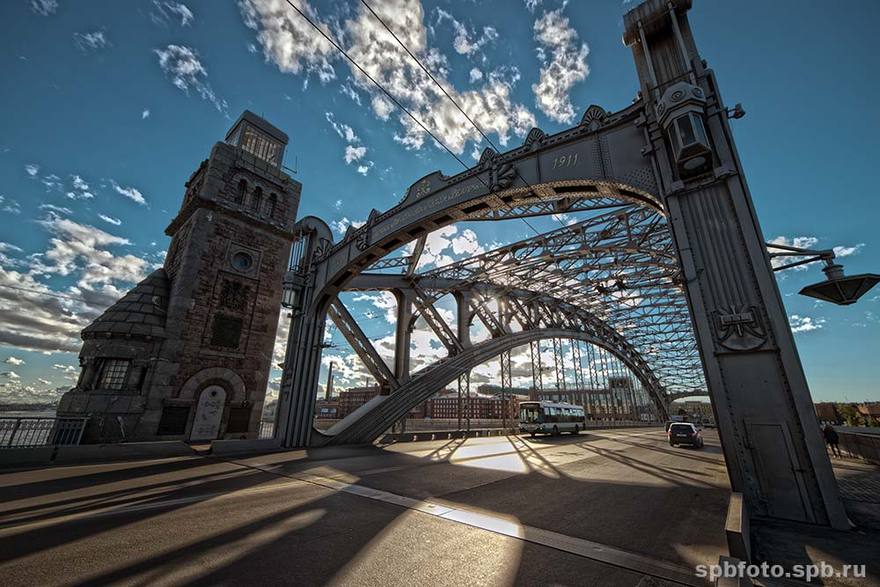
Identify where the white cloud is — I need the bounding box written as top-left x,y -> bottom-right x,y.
329,217 -> 366,236
74,30 -> 109,52
435,9 -> 498,57
31,0 -> 58,16
0,216 -> 156,355
1,371 -> 21,380
151,1 -> 194,26
64,174 -> 94,200
25,164 -> 39,177
240,0 -> 535,155
344,144 -> 367,164
239,0 -> 337,83
39,203 -> 72,215
524,0 -> 541,13
326,111 -> 374,173
340,83 -> 362,106
1,196 -> 22,215
110,180 -> 147,205
142,108 -> 151,119
412,225 -> 485,269
98,214 -> 122,226
532,7 -> 589,123
469,67 -> 483,83
768,236 -> 864,272
154,44 -> 227,113
351,291 -> 398,323
789,314 -> 825,334
833,243 -> 865,258
4,357 -> 25,366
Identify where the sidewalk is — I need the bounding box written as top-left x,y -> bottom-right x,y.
751,455 -> 880,586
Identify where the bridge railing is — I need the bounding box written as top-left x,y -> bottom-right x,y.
0,416 -> 88,449
837,430 -> 880,466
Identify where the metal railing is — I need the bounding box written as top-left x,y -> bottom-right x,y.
0,417 -> 88,449
837,430 -> 880,466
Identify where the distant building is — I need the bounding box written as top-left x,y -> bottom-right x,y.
680,400 -> 714,421
314,398 -> 340,420
425,390 -> 517,420
857,402 -> 880,425
814,402 -> 839,424
337,386 -> 382,419
57,111 -> 300,443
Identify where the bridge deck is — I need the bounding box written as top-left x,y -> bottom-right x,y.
2,428 -> 733,586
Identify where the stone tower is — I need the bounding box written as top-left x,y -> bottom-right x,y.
58,111 -> 300,442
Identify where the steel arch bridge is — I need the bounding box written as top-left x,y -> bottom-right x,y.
277,0 -> 848,528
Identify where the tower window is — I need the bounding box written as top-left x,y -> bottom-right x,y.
235,179 -> 247,205
267,193 -> 278,218
240,127 -> 280,166
251,187 -> 263,212
97,359 -> 130,390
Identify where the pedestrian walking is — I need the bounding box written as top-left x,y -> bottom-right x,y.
822,424 -> 841,457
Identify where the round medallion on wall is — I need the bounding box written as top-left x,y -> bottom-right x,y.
231,251 -> 253,272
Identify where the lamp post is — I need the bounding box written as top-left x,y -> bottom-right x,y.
766,242 -> 879,306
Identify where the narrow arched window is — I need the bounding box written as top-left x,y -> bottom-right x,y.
267,193 -> 278,218
251,186 -> 263,212
235,179 -> 247,205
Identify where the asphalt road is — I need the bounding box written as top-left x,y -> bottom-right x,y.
0,427 -> 731,586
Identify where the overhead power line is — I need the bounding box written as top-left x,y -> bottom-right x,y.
357,0 -> 571,233
281,0 -> 545,238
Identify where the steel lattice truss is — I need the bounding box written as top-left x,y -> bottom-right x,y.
393,204 -> 708,398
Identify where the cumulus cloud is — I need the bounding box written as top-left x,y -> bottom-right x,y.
326,112 -> 374,173
4,357 -> 25,366
239,0 -> 535,155
330,217 -> 366,236
0,217 -> 154,355
768,236 -> 865,272
532,7 -> 589,123
789,314 -> 825,334
31,0 -> 58,16
411,225 -> 485,269
142,109 -> 151,119
25,164 -> 39,177
469,67 -> 482,83
74,30 -> 109,52
110,180 -> 147,205
154,44 -> 227,113
435,9 -> 498,57
240,0 -> 337,83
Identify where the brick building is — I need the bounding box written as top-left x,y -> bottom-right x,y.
425,391 -> 517,420
57,112 -> 300,442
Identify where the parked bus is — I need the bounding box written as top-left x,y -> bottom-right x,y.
519,401 -> 585,437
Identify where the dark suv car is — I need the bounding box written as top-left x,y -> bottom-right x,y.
668,422 -> 704,448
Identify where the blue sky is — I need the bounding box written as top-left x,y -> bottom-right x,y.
0,0 -> 878,405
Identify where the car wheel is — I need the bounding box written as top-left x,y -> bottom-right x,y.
670,442 -> 676,447
530,431 -> 536,438
573,425 -> 579,435
552,425 -> 559,437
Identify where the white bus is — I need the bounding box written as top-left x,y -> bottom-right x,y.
519,401 -> 585,437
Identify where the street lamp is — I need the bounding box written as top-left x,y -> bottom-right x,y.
767,242 -> 879,306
